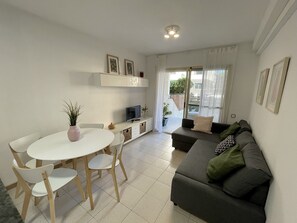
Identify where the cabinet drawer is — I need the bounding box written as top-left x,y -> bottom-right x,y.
140,122 -> 146,134
123,127 -> 132,142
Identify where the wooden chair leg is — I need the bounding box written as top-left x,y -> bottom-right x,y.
84,156 -> 94,210
119,159 -> 128,181
34,197 -> 40,206
21,192 -> 31,220
98,170 -> 102,178
48,196 -> 56,223
111,169 -> 120,202
74,176 -> 86,201
15,181 -> 21,199
61,160 -> 67,167
72,158 -> 77,170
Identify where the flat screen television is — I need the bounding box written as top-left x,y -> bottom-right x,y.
126,105 -> 141,121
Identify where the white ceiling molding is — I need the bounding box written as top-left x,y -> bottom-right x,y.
253,0 -> 297,54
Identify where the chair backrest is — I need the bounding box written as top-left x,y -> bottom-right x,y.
12,162 -> 54,184
110,133 -> 125,161
79,123 -> 104,129
9,132 -> 41,167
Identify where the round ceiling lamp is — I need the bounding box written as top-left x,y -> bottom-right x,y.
164,25 -> 180,39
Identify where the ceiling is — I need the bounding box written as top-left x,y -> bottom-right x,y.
2,0 -> 270,55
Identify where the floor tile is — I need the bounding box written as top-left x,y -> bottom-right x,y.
122,211 -> 148,223
146,181 -> 171,203
142,166 -> 165,179
127,174 -> 155,193
158,171 -> 175,186
118,184 -> 145,209
155,200 -> 189,223
94,200 -> 130,223
133,194 -> 166,223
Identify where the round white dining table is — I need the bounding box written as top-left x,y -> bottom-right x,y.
27,128 -> 114,210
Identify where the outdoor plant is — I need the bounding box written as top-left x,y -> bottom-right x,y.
163,103 -> 172,117
170,77 -> 193,94
63,100 -> 82,126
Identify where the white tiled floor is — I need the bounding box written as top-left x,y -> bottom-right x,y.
9,132 -> 207,223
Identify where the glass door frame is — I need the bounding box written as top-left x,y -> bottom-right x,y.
183,66 -> 203,119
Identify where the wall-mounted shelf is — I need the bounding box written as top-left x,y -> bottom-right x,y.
97,73 -> 149,87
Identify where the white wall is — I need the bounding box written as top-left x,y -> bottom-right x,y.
249,9 -> 297,223
146,42 -> 258,124
0,3 -> 146,185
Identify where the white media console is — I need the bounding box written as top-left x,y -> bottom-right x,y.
109,117 -> 153,144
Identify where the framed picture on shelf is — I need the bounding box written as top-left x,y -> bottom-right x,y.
124,59 -> 134,76
266,57 -> 290,114
107,54 -> 120,74
256,68 -> 269,105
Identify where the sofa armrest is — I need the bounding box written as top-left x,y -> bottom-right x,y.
182,119 -> 194,128
211,122 -> 230,133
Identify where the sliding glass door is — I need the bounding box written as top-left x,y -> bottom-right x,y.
166,67 -> 228,127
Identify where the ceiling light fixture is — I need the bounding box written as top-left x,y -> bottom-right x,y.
164,25 -> 180,39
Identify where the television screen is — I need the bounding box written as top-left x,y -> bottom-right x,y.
126,105 -> 141,121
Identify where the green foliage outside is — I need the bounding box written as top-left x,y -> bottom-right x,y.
170,77 -> 193,94
163,103 -> 172,117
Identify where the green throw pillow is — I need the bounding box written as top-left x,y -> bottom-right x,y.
219,122 -> 241,140
207,144 -> 245,181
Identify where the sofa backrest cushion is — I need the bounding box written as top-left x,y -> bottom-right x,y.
181,119 -> 230,133
237,120 -> 252,135
182,119 -> 194,128
223,142 -> 272,198
235,131 -> 255,149
219,122 -> 240,140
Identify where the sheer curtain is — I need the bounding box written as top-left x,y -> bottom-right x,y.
200,46 -> 237,123
154,55 -> 168,132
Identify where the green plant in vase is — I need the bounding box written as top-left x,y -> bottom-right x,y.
163,103 -> 172,127
142,104 -> 148,117
64,100 -> 82,142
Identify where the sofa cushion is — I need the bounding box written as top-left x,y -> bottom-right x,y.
172,127 -> 221,145
237,120 -> 252,135
207,144 -> 245,181
235,131 -> 255,149
176,140 -> 221,189
215,135 -> 236,155
191,116 -> 213,134
223,142 -> 272,198
219,122 -> 240,140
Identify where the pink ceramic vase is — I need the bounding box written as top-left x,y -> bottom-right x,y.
67,125 -> 80,142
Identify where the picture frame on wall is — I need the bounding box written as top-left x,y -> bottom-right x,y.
107,54 -> 120,74
124,59 -> 134,76
266,57 -> 290,114
256,68 -> 269,105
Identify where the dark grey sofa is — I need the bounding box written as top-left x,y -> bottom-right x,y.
171,119 -> 272,223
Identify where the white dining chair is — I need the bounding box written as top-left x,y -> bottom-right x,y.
9,132 -> 57,198
12,161 -> 85,223
72,123 -> 105,170
88,133 -> 128,202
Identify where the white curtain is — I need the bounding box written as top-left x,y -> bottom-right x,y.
154,55 -> 168,132
200,46 -> 237,123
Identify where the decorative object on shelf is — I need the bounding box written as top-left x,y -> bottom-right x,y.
139,71 -> 144,78
256,68 -> 269,105
107,54 -> 120,74
163,103 -> 172,127
164,25 -> 180,39
266,57 -> 290,114
142,104 -> 148,117
124,59 -> 134,76
64,100 -> 82,142
108,122 -> 115,130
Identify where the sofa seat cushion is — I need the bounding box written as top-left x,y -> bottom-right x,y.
176,140 -> 221,189
172,127 -> 221,145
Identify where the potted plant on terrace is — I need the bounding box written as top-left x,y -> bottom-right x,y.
64,100 -> 82,142
163,103 -> 172,127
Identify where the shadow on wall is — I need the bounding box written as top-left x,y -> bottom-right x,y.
112,109 -> 126,123
68,71 -> 98,86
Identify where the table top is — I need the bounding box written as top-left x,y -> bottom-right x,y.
27,128 -> 114,161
